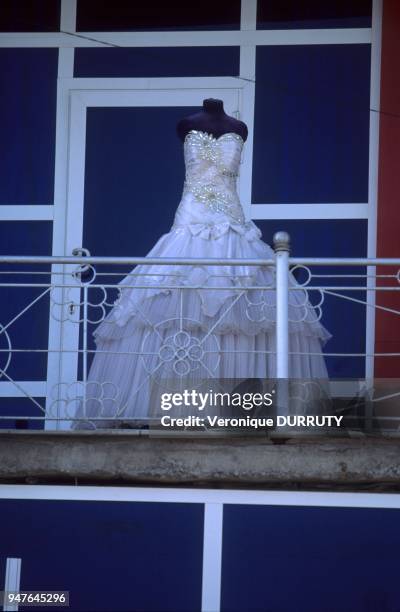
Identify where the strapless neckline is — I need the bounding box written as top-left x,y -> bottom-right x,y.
184,129 -> 245,146
177,126 -> 246,226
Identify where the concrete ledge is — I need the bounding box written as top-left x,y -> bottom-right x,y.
1,431 -> 400,489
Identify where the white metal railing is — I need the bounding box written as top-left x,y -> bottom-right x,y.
0,231 -> 400,434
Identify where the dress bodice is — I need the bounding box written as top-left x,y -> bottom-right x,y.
173,130 -> 246,228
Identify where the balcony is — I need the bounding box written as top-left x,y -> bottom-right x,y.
1,233 -> 400,489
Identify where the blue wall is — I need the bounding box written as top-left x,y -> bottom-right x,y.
222,503 -> 400,611
0,498 -> 204,611
253,44 -> 371,204
0,49 -> 57,205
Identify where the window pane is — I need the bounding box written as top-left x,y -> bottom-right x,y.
257,0 -> 372,29
222,504 -> 400,611
0,0 -> 61,32
252,45 -> 371,204
0,221 -> 52,382
255,219 -> 367,378
76,0 -> 241,31
0,49 -> 58,205
0,398 -> 46,430
74,47 -> 240,78
0,499 -> 204,611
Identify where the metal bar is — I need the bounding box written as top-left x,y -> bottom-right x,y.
1,283 -> 400,292
1,255 -> 400,266
0,255 -> 274,266
291,258 -> 400,265
1,349 -> 400,357
82,285 -> 88,408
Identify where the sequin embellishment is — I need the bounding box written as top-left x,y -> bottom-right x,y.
183,130 -> 245,224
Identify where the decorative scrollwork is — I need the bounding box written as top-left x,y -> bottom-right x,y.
48,380 -> 120,422
140,317 -> 220,385
50,284 -> 118,324
290,264 -> 312,287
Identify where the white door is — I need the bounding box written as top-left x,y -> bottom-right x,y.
45,85 -> 250,429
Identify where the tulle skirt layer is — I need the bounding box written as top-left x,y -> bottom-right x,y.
71,221 -> 332,429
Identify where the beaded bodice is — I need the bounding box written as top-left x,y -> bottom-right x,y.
173,130 -> 246,227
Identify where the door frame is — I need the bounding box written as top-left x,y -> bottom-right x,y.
46,79 -> 252,429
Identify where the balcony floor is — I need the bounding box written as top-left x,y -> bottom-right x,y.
1,430 -> 400,491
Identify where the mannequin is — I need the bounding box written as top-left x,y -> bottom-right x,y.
177,98 -> 248,142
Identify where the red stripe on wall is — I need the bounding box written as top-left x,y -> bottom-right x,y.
375,0 -> 400,377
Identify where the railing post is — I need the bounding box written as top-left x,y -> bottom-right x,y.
273,231 -> 290,379
72,248 -> 91,425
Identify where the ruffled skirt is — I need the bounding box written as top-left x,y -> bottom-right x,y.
71,220 -> 332,429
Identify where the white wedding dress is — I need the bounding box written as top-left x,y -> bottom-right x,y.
72,130 -> 332,429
